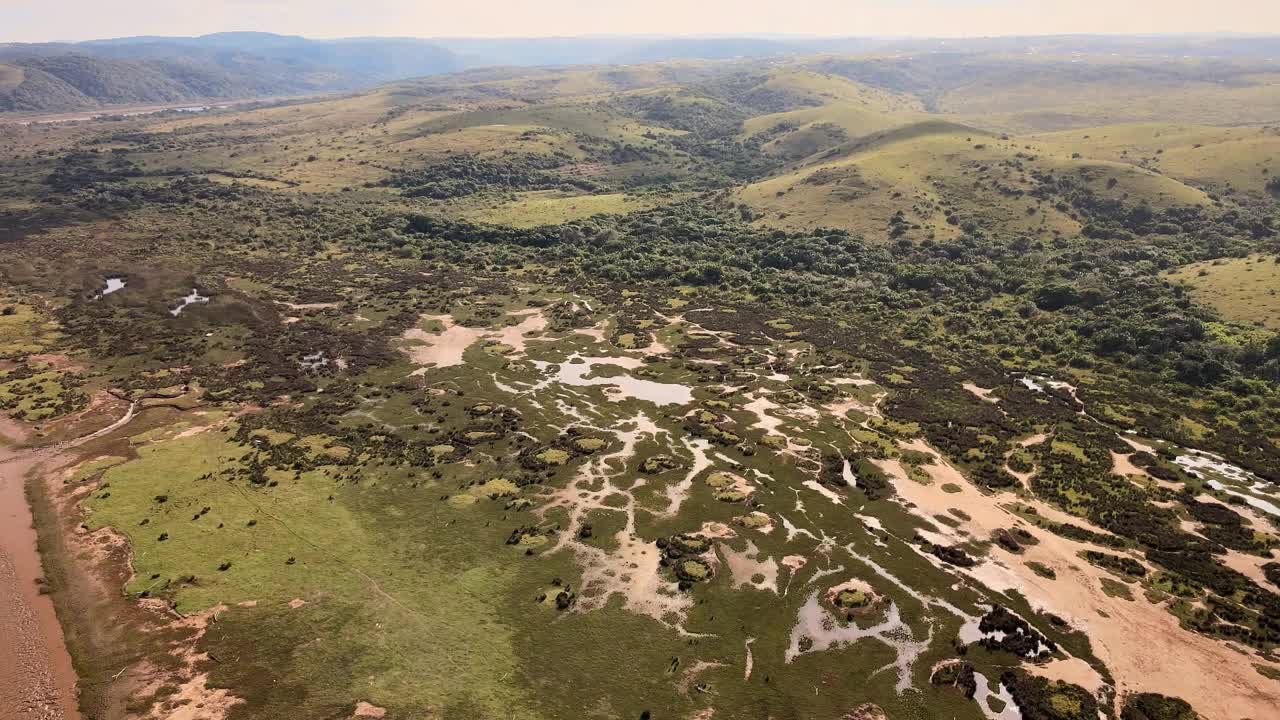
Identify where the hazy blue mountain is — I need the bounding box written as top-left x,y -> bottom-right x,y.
3,32 -> 1279,113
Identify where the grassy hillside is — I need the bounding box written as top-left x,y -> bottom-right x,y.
0,55 -> 286,112
0,34 -> 464,112
1169,253 -> 1280,329
736,120 -> 1210,239
1033,123 -> 1280,196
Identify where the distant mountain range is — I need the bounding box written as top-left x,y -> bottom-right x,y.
3,31 -> 1280,113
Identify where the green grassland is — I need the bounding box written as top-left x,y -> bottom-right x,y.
462,190 -> 678,227
1032,123 -> 1280,195
1169,253 -> 1280,329
736,120 -> 1209,239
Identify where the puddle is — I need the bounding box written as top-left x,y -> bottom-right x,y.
1174,450 -> 1280,516
1204,480 -> 1280,517
841,458 -> 859,487
532,355 -> 693,406
1020,374 -> 1080,399
93,277 -> 126,299
170,288 -> 210,316
973,672 -> 1022,720
785,589 -> 928,694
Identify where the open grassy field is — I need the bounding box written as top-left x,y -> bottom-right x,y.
1033,123 -> 1280,194
1170,253 -> 1280,329
462,190 -> 677,227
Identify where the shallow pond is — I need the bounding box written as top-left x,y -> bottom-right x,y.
1175,450 -> 1280,517
973,671 -> 1022,720
533,355 -> 693,406
170,288 -> 210,316
94,277 -> 126,299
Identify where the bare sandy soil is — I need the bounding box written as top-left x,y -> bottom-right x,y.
962,382 -> 999,404
404,310 -> 550,371
403,314 -> 489,369
881,438 -> 1280,720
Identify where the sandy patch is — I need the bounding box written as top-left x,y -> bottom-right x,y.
781,555 -> 808,572
963,383 -> 999,404
743,393 -> 788,434
0,414 -> 32,445
658,437 -> 712,518
1110,452 -> 1150,482
698,521 -> 737,540
402,315 -> 487,370
719,540 -> 779,593
130,605 -> 244,720
880,437 -> 1280,720
1219,550 -> 1276,589
161,671 -> 242,720
677,660 -> 726,695
575,322 -> 608,343
27,354 -> 86,373
352,701 -> 387,718
492,309 -> 548,353
824,578 -> 879,606
539,414 -> 703,632
1030,656 -> 1105,695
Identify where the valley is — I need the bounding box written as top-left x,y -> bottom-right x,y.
0,41 -> 1278,720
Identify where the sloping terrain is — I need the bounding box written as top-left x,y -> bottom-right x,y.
1033,123 -> 1280,195
1169,254 -> 1280,330
736,120 -> 1210,239
0,34 -> 465,112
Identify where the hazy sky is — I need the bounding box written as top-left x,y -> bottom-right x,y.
4,0 -> 1280,43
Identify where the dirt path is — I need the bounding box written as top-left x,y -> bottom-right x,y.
0,418 -> 81,720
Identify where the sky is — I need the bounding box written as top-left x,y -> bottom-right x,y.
3,0 -> 1280,43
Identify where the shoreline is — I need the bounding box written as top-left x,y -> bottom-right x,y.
0,418 -> 81,720
18,398 -> 216,720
